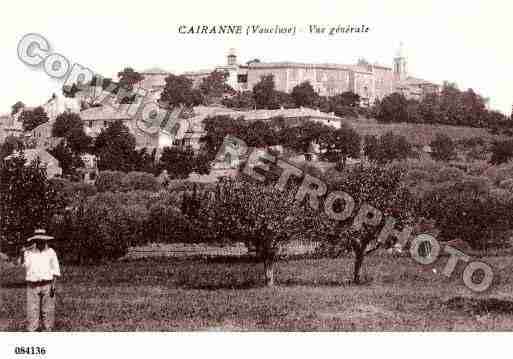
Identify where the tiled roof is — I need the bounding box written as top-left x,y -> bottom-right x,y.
399,76 -> 439,87
247,62 -> 373,74
182,69 -> 213,76
80,105 -> 135,121
6,149 -> 58,165
140,67 -> 170,75
193,105 -> 340,122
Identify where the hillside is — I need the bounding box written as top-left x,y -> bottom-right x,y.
344,118 -> 504,147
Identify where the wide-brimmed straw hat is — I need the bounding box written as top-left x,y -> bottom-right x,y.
27,229 -> 54,242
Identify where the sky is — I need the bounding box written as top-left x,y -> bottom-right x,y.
0,0 -> 512,115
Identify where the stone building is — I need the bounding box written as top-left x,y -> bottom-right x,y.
79,104 -> 174,150
5,149 -> 62,178
178,44 -> 439,105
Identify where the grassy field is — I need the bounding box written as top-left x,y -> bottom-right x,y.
344,118 -> 503,146
1,255 -> 513,331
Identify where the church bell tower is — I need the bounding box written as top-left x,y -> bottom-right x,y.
393,42 -> 407,80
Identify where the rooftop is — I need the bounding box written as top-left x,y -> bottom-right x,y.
80,104 -> 136,121
245,62 -> 374,74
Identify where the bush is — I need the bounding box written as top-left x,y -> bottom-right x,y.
50,178 -> 97,203
147,202 -> 190,243
121,171 -> 160,192
51,190 -> 190,264
430,133 -> 457,161
466,146 -> 489,162
499,178 -> 513,192
436,166 -> 465,183
490,140 -> 513,165
420,183 -> 512,250
458,136 -> 485,149
467,160 -> 492,177
96,171 -> 160,192
483,163 -> 513,185
364,132 -> 414,163
95,171 -> 125,192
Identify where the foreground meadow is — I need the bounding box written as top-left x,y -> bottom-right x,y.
1,255 -> 512,331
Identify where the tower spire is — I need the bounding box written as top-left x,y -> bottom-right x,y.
394,41 -> 407,80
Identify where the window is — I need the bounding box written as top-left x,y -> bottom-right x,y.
237,74 -> 248,83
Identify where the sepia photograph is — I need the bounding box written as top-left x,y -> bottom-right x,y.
0,0 -> 512,357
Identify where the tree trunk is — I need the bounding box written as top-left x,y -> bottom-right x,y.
264,260 -> 275,287
353,250 -> 364,284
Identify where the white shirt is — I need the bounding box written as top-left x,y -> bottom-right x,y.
24,247 -> 61,282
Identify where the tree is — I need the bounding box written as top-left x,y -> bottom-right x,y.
375,93 -> 409,123
199,70 -> 229,104
364,132 -> 413,163
51,112 -> 91,173
11,101 -> 25,115
131,147 -> 158,174
363,135 -> 379,161
62,83 -> 80,98
490,140 -> 513,165
0,154 -> 63,256
279,121 -> 332,154
160,74 -> 203,108
49,142 -> 84,177
66,127 -> 92,154
221,91 -> 255,109
321,164 -> 415,283
157,147 -> 195,179
115,68 -> 144,104
20,106 -> 49,131
253,74 -> 277,109
118,67 -> 144,88
274,91 -> 296,109
201,116 -> 246,159
52,112 -> 83,138
0,135 -> 24,160
319,124 -> 361,168
291,81 -> 318,108
197,179 -> 314,286
157,147 -> 209,179
329,91 -> 361,108
242,120 -> 279,148
94,120 -> 137,172
430,133 -> 457,161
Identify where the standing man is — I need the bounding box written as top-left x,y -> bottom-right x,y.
22,229 -> 61,331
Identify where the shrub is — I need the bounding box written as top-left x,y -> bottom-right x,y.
490,140 -> 513,165
466,146 -> 489,162
458,136 -> 485,149
121,171 -> 160,192
420,183 -> 512,250
499,178 -> 513,192
466,160 -> 492,176
95,171 -> 125,192
483,163 -> 513,185
147,202 -> 190,243
436,166 -> 465,183
51,191 -> 169,264
50,178 -> 97,203
430,133 -> 457,161
364,132 -> 414,163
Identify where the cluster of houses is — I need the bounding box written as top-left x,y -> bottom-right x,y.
2,45 -> 436,180
0,90 -> 344,181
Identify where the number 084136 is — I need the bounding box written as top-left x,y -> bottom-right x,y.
14,346 -> 47,355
